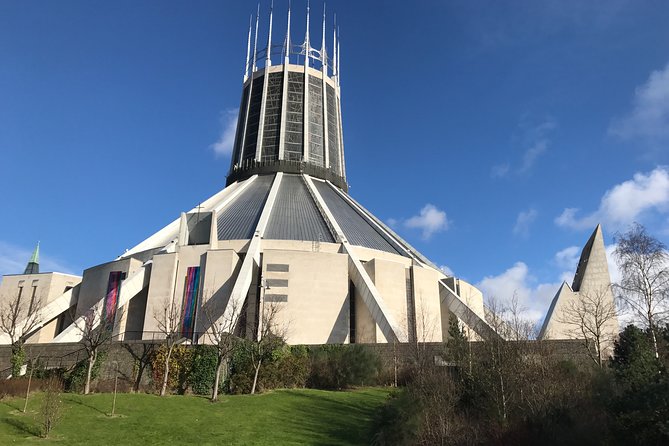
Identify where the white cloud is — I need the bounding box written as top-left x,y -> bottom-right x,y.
476,262 -> 560,324
554,245 -> 580,282
519,139 -> 548,173
605,243 -> 621,285
554,246 -> 580,270
0,241 -> 78,278
610,62 -> 669,145
555,167 -> 669,230
439,265 -> 454,276
513,208 -> 538,237
210,109 -> 239,157
492,117 -> 556,178
403,204 -> 450,239
491,163 -> 510,178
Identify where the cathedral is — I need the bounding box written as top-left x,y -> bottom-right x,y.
0,5 -> 616,350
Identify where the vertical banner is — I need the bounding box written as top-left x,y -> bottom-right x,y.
180,266 -> 200,339
104,271 -> 123,328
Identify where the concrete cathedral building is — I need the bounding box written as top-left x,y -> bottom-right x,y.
0,6 -> 617,351
0,5 -> 497,347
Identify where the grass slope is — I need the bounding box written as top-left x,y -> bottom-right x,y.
0,387 -> 390,445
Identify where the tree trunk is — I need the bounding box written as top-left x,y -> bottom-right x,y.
160,345 -> 173,397
134,362 -> 145,393
23,364 -> 33,413
251,358 -> 262,395
85,350 -> 96,395
649,316 -> 660,359
212,356 -> 223,401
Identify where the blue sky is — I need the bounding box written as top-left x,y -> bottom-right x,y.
2,1 -> 669,322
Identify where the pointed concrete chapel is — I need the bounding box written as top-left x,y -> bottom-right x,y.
539,224 -> 619,344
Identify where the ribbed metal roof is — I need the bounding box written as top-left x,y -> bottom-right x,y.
312,180 -> 403,256
217,175 -> 274,240
265,175 -> 335,242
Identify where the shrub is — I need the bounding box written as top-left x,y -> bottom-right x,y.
188,345 -> 218,395
149,345 -> 193,394
10,345 -> 25,378
307,344 -> 382,390
0,377 -> 56,399
226,341 -> 308,394
64,352 -> 106,393
371,389 -> 421,446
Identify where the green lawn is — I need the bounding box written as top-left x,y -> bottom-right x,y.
0,387 -> 391,445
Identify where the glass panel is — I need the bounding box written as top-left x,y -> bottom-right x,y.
308,75 -> 324,167
260,72 -> 284,162
284,72 -> 304,161
242,76 -> 265,161
326,84 -> 340,176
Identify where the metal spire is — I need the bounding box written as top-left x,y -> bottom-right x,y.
266,1 -> 273,66
336,28 -> 340,85
320,3 -> 326,67
304,0 -> 310,67
24,241 -> 39,275
284,0 -> 291,64
244,15 -> 252,81
30,241 -> 39,264
252,3 -> 260,72
332,14 -> 337,77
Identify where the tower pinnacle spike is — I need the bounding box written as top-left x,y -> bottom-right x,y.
266,1 -> 273,66
337,28 -> 340,85
30,241 -> 39,264
332,14 -> 337,77
321,2 -> 326,65
24,241 -> 40,275
304,0 -> 310,58
244,15 -> 252,81
252,4 -> 260,72
284,0 -> 291,64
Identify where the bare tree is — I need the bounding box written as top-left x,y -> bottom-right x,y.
250,300 -> 286,395
0,289 -> 42,377
478,295 -> 535,423
407,293 -> 440,377
203,297 -> 242,401
153,296 -> 183,396
615,223 -> 669,358
72,304 -> 114,394
557,285 -> 619,367
40,377 -> 64,439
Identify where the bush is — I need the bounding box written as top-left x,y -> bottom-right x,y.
0,377 -> 55,399
263,345 -> 310,389
307,344 -> 382,390
188,345 -> 218,395
371,390 -> 421,446
64,352 -> 106,393
226,341 -> 309,394
10,345 -> 25,378
149,345 -> 193,394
